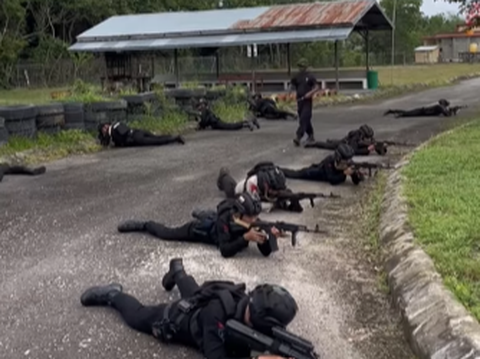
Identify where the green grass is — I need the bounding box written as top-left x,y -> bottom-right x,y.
129,110 -> 189,134
0,87 -> 68,105
403,121 -> 480,320
0,130 -> 100,164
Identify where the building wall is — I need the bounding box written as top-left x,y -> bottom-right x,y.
415,49 -> 439,64
429,36 -> 480,62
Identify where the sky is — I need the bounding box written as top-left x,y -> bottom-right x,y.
420,0 -> 461,16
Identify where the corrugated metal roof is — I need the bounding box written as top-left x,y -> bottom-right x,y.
77,7 -> 270,40
415,46 -> 438,51
232,1 -> 372,29
75,0 -> 385,42
70,28 -> 353,52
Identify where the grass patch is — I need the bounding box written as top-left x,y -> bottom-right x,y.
374,63 -> 480,87
130,111 -> 189,134
0,87 -> 68,105
403,120 -> 480,320
361,173 -> 390,293
0,130 -> 99,164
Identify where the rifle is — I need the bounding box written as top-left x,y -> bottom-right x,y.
255,220 -> 326,246
232,218 -> 280,252
273,190 -> 341,208
449,105 -> 468,116
226,319 -> 320,359
377,140 -> 415,147
351,161 -> 393,177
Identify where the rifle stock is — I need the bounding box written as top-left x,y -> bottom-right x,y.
226,319 -> 320,359
351,161 -> 393,177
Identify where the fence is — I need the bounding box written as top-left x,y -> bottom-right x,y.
11,51 -> 415,89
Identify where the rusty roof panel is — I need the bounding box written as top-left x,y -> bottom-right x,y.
232,1 -> 373,29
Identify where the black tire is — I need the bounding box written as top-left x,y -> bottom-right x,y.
36,103 -> 64,116
0,104 -> 38,120
63,102 -> 85,130
36,103 -> 65,130
166,88 -> 207,99
0,105 -> 37,138
206,89 -> 226,100
0,116 -> 8,145
89,100 -> 127,112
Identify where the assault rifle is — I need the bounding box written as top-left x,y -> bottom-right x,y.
351,161 -> 393,177
273,190 -> 341,208
376,140 -> 415,147
226,319 -> 320,359
234,218 -> 326,247
449,105 -> 468,116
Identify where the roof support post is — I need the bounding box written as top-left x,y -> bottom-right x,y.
334,40 -> 339,92
287,43 -> 291,78
365,29 -> 370,72
215,51 -> 220,81
174,49 -> 179,88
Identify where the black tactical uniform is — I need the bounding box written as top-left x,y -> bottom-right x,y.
280,144 -> 364,186
384,99 -> 451,118
80,258 -> 298,359
290,59 -> 318,146
249,94 -> 296,120
98,122 -> 184,147
305,124 -> 386,156
0,163 -> 46,182
117,192 -> 274,258
194,99 -> 259,131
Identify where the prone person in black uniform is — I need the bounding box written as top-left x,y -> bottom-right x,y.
384,99 -> 453,118
117,192 -> 281,258
280,144 -> 365,186
192,98 -> 260,131
98,122 -> 185,147
80,258 -> 299,359
217,162 -> 304,212
0,163 -> 46,182
249,94 -> 297,120
305,124 -> 387,156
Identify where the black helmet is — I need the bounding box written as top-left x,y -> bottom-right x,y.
334,144 -> 355,161
248,284 -> 298,334
438,99 -> 450,107
253,93 -> 262,100
359,124 -> 374,138
257,167 -> 286,192
233,192 -> 262,216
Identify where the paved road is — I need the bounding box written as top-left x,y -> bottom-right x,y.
1,78 -> 479,359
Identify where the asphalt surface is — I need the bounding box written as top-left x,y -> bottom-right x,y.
1,78 -> 480,359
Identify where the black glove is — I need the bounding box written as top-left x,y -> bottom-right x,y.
351,171 -> 365,185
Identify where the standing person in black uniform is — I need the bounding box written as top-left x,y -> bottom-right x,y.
80,258 -> 299,359
117,192 -> 281,258
0,163 -> 46,183
384,99 -> 451,118
193,98 -> 259,131
280,144 -> 364,186
249,94 -> 297,120
289,58 -> 319,146
305,124 -> 387,156
98,122 -> 185,147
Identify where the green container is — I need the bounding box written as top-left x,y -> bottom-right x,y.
367,70 -> 379,89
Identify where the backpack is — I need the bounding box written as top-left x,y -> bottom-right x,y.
246,162 -> 286,192
166,281 -> 248,348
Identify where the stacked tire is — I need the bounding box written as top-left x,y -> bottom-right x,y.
0,117 -> 8,146
166,88 -> 207,109
64,103 -> 85,130
84,100 -> 127,131
121,92 -> 158,122
205,89 -> 226,101
0,105 -> 38,138
36,103 -> 65,134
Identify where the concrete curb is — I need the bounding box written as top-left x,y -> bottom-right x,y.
379,126 -> 480,359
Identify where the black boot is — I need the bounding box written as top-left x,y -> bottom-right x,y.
305,135 -> 315,145
176,136 -> 185,145
31,166 -> 46,176
217,167 -> 230,191
162,258 -> 186,292
293,137 -> 301,147
80,283 -> 123,307
252,118 -> 260,129
383,110 -> 392,116
118,220 -> 147,233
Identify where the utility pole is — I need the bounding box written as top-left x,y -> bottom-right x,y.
390,0 -> 397,85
